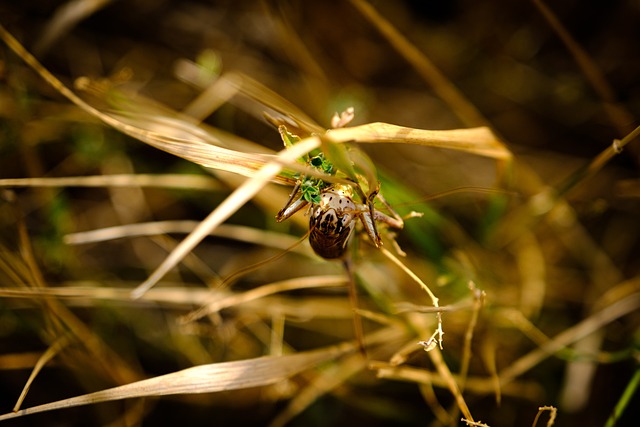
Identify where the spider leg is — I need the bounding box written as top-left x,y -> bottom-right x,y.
276,180 -> 309,222
373,192 -> 405,228
357,184 -> 408,247
373,209 -> 404,229
359,206 -> 382,248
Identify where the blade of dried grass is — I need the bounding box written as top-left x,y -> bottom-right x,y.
379,246 -> 444,350
441,283 -> 485,423
380,247 -> 438,308
0,174 -> 221,191
64,221 -> 307,254
130,136 -> 320,298
221,73 -> 325,135
0,244 -> 47,295
181,275 -> 348,324
0,285 -> 210,305
0,285 -> 357,321
105,110 -> 289,182
34,0 -> 113,54
560,126 -> 640,196
458,283 -> 485,392
371,363 -> 543,400
328,123 -> 511,160
0,352 -> 42,370
428,348 -> 474,422
0,344 -> 353,422
180,71 -> 241,121
389,339 -> 427,366
13,335 -> 71,411
480,334 -> 502,405
533,405 -> 558,427
419,382 -> 452,424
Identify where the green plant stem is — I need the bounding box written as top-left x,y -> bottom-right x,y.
604,365 -> 640,427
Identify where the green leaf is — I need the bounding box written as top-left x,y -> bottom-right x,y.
321,137 -> 357,182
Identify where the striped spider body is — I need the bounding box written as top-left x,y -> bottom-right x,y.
277,182 -> 403,259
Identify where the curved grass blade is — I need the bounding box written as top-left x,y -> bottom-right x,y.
0,345 -> 352,422
0,174 -> 220,191
223,73 -> 325,135
13,335 -> 72,412
328,123 -> 511,160
33,0 -> 114,54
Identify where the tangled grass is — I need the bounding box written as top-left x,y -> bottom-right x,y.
0,1 -> 639,426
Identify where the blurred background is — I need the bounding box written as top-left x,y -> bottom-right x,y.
1,1 -> 639,426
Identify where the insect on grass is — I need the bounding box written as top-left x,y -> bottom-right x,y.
275,109 -> 410,260
271,108 -> 436,352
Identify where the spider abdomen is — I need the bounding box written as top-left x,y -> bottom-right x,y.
308,188 -> 358,259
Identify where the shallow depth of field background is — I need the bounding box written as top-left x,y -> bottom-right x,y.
1,1 -> 639,426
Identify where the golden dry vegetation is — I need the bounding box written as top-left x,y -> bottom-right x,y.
0,1 -> 639,426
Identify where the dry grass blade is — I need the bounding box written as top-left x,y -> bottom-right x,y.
458,283 -> 485,392
0,174 -> 220,191
575,126 -> 640,193
34,0 -> 113,54
180,72 -> 242,122
63,221 -> 309,255
13,335 -> 71,412
181,275 -> 347,323
0,345 -> 352,422
372,363 -> 544,400
104,110 -> 288,182
222,73 -> 325,135
328,123 -> 511,160
0,285 -> 210,306
380,247 -> 444,349
428,348 -> 474,421
0,285 -> 360,323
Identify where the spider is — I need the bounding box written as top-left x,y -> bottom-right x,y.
272,110 -> 409,260
276,179 -> 405,259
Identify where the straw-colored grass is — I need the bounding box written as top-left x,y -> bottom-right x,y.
1,2 -> 639,426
